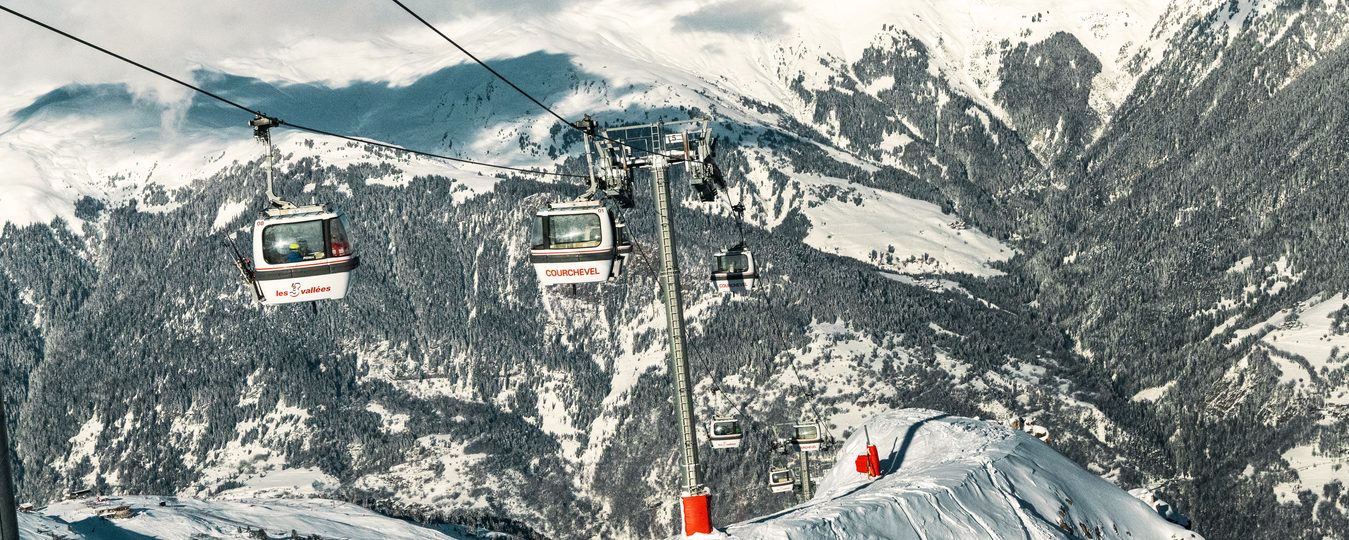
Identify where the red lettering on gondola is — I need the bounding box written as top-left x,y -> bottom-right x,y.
544,267 -> 601,277
276,285 -> 334,297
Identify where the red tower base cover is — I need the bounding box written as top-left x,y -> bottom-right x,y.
867,444 -> 882,477
681,493 -> 712,536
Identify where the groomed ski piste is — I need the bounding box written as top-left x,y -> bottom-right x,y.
718,409 -> 1203,540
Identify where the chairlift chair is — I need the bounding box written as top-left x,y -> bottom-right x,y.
768,466 -> 796,493
251,204 -> 359,304
530,201 -> 632,285
708,416 -> 744,449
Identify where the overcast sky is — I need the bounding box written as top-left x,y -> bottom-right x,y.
0,0 -> 804,115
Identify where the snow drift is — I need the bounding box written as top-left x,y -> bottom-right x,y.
16,495 -> 478,539
724,409 -> 1202,539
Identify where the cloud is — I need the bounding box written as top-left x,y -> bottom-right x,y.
672,0 -> 799,35
0,0 -> 577,114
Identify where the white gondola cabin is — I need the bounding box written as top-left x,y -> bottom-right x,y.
708,417 -> 744,449
792,420 -> 825,452
768,467 -> 795,493
710,246 -> 758,292
530,201 -> 631,285
252,204 -> 359,305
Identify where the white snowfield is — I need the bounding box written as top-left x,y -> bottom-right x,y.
0,0 -> 1195,230
17,495 -> 472,540
722,409 -> 1202,540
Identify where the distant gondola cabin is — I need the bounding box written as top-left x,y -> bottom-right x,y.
708,417 -> 744,449
793,421 -> 824,452
710,246 -> 758,292
768,467 -> 795,493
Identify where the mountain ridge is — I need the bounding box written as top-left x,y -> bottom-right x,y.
3,1 -> 1348,538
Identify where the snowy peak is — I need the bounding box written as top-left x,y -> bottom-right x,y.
725,409 -> 1201,539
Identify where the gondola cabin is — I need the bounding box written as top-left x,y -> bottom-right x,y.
710,246 -> 758,292
530,201 -> 631,285
792,420 -> 824,452
768,467 -> 795,493
252,204 -> 359,305
708,417 -> 744,449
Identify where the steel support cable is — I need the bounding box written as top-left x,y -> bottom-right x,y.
387,0 -> 671,161
0,3 -> 583,179
692,351 -> 748,418
788,360 -> 839,448
0,4 -> 257,115
282,122 -> 585,178
389,0 -> 570,127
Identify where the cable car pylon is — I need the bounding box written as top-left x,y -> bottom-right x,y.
590,118 -> 720,536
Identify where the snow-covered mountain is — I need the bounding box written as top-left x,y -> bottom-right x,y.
13,411 -> 1196,540
0,0 -> 1185,231
4,0 -> 1349,538
724,409 -> 1199,539
18,495 -> 490,539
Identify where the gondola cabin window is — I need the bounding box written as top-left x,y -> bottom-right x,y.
717,253 -> 750,273
534,213 -> 603,249
713,422 -> 741,436
795,424 -> 820,442
328,217 -> 352,257
262,218 -> 349,264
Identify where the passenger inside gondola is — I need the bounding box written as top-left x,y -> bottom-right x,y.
263,220 -> 328,264
329,218 -> 351,257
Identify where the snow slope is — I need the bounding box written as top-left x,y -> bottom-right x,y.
175,0 -> 1184,129
725,409 -> 1201,539
18,495 -> 477,539
0,0 -> 1195,230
